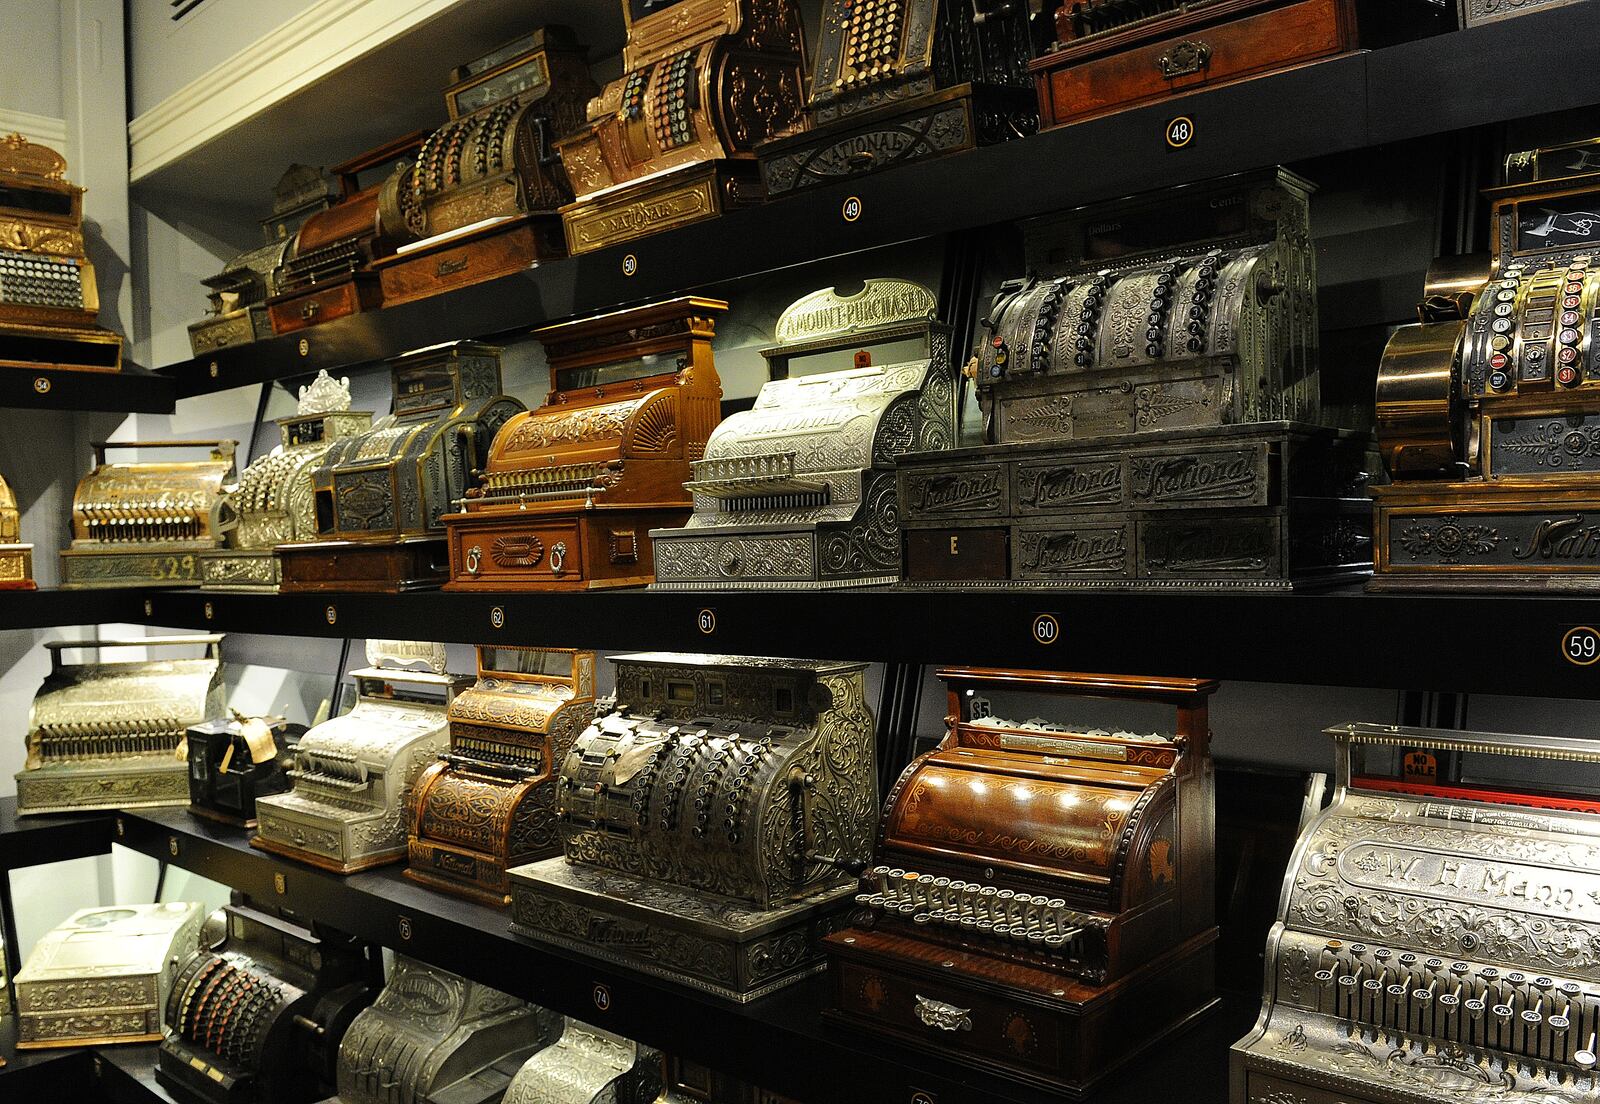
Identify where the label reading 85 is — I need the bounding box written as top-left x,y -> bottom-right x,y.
1563,625 -> 1600,666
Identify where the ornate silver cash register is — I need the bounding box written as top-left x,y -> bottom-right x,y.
59,439 -> 238,589
1233,721 -> 1600,1104
897,168 -> 1375,589
201,371 -> 372,591
280,342 -> 523,592
14,902 -> 203,1049
187,165 -> 334,356
330,957 -> 558,1104
649,279 -> 956,589
509,652 -> 877,1002
254,642 -> 470,874
15,634 -> 224,815
158,902 -> 381,1104
503,1019 -> 664,1104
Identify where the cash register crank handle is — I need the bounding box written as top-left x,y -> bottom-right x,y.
787,766 -> 869,876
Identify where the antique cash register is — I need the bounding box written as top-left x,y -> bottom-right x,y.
158,902 -> 381,1104
186,712 -> 306,827
0,466 -> 33,589
1460,0 -> 1581,25
16,634 -> 224,815
15,903 -> 204,1049
898,168 -> 1375,589
370,29 -> 597,307
443,298 -> 725,591
0,133 -> 122,372
503,1019 -> 664,1104
330,957 -> 557,1104
509,652 -> 877,1002
1372,137 -> 1600,590
407,648 -> 598,906
1232,721 -> 1600,1104
188,165 -> 334,356
201,371 -> 372,591
757,0 -> 1043,196
650,279 -> 954,589
1030,1 -> 1445,129
824,668 -> 1218,1096
59,439 -> 237,589
254,642 -> 468,874
554,0 -> 807,254
281,342 -> 522,592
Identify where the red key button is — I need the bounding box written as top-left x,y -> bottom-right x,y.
1566,296 -> 1583,309
1568,283 -> 1586,295
1559,345 -> 1580,364
1490,352 -> 1509,370
1559,366 -> 1579,385
1563,310 -> 1582,326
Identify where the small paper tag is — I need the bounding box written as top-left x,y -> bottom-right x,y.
240,717 -> 278,764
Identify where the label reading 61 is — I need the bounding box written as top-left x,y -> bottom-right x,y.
1562,625 -> 1600,666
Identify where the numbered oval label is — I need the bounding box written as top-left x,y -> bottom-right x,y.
325,604 -> 338,626
621,254 -> 639,277
910,1091 -> 937,1104
698,608 -> 717,635
397,916 -> 414,941
592,983 -> 612,1012
842,196 -> 863,223
1032,613 -> 1061,645
208,361 -> 220,378
490,605 -> 506,630
298,338 -> 310,357
1165,115 -> 1196,149
1562,625 -> 1600,666
203,601 -> 214,621
32,376 -> 50,394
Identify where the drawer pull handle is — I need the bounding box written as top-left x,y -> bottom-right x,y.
1157,39 -> 1211,79
914,995 -> 973,1032
550,541 -> 567,574
464,545 -> 482,576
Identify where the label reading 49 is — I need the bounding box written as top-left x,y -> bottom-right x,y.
1562,625 -> 1600,666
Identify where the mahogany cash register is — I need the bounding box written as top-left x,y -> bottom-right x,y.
509,652 -> 878,1002
15,634 -> 224,815
200,371 -> 372,591
1232,721 -> 1600,1104
898,168 -> 1375,589
0,133 -> 122,372
1372,137 -> 1600,590
281,342 -> 522,592
370,28 -> 597,306
158,901 -> 381,1104
253,642 -> 470,874
757,0 -> 1044,197
408,648 -> 598,906
59,439 -> 238,589
443,298 -> 725,591
650,280 -> 955,589
554,0 -> 807,254
0,466 -> 32,588
824,667 -> 1218,1096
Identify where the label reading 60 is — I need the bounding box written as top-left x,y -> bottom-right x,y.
1032,613 -> 1061,645
1562,625 -> 1600,666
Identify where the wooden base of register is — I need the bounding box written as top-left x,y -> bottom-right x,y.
277,536 -> 450,593
443,506 -> 688,591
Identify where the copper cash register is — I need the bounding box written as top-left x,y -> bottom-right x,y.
824,667 -> 1218,1096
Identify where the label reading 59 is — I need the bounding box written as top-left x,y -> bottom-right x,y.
1562,625 -> 1600,666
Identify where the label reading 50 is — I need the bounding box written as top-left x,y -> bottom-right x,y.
1562,625 -> 1600,666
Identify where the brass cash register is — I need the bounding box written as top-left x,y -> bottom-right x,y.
0,133 -> 122,372
14,903 -> 203,1049
253,642 -> 470,874
650,279 -> 955,589
554,0 -> 807,254
824,668 -> 1218,1096
1233,722 -> 1600,1104
509,652 -> 877,1002
757,0 -> 1043,196
408,648 -> 598,906
59,439 -> 237,589
898,168 -> 1375,589
201,371 -> 372,591
443,298 -> 725,591
15,634 -> 224,815
331,957 -> 557,1104
371,28 -> 597,306
280,342 -> 523,592
1372,137 -> 1600,590
0,466 -> 33,588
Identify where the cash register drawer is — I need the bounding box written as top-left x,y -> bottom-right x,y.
1246,1071 -> 1378,1104
902,526 -> 1009,581
267,274 -> 380,335
448,518 -> 587,585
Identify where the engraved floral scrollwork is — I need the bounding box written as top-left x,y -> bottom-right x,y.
1396,516 -> 1503,562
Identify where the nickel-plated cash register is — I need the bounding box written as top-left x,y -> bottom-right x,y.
254,642 -> 469,874
16,634 -> 224,815
443,298 -> 725,591
554,0 -> 807,254
1373,137 -> 1600,590
503,1019 -> 664,1104
824,667 -> 1219,1095
407,647 -> 598,906
898,168 -> 1375,590
0,466 -> 32,589
650,279 -> 955,589
509,652 -> 877,1002
1233,721 -> 1600,1104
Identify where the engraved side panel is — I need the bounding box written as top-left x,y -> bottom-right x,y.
760,97 -> 975,197
1138,515 -> 1282,578
652,532 -> 817,584
1015,456 -> 1123,515
1014,521 -> 1132,580
1384,508 -> 1600,571
899,464 -> 1009,519
563,171 -> 720,255
1127,447 -> 1271,510
1488,412 -> 1600,476
1461,0 -> 1585,26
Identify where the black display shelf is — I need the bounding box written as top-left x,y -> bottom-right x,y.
0,363 -> 174,414
0,797 -> 112,872
0,588 -> 151,632
110,805 -> 1251,1104
0,1018 -> 98,1098
131,583 -> 1600,700
153,5 -> 1600,399
91,1042 -> 175,1104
